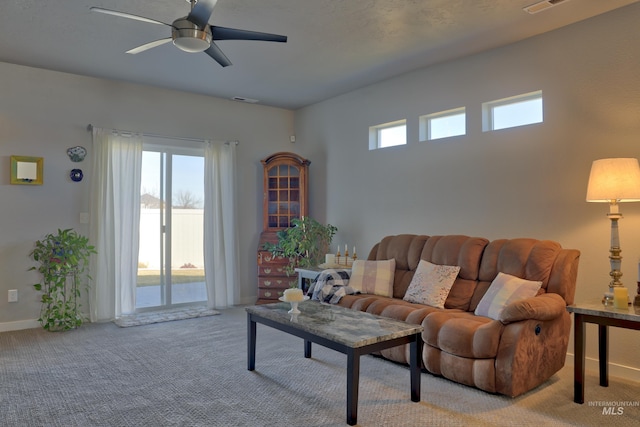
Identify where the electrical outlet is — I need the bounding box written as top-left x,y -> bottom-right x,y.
8,289 -> 18,303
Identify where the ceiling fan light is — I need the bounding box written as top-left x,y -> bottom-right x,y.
171,17 -> 212,53
173,33 -> 210,52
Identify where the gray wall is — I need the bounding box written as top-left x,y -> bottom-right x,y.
0,62 -> 294,328
295,4 -> 640,378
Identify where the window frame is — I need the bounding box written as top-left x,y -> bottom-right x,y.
419,107 -> 466,141
369,119 -> 407,150
482,90 -> 543,132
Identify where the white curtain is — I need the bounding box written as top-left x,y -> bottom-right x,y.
204,142 -> 239,308
89,127 -> 143,321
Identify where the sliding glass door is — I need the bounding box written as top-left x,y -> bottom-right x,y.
136,145 -> 206,309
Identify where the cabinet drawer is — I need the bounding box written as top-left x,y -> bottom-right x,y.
257,251 -> 288,265
258,288 -> 285,300
258,277 -> 297,288
258,265 -> 288,276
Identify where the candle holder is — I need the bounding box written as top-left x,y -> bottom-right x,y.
334,247 -> 357,266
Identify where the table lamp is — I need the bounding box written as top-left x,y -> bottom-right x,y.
586,158 -> 640,306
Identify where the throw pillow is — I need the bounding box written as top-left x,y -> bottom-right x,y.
402,260 -> 460,309
349,259 -> 396,297
474,272 -> 543,320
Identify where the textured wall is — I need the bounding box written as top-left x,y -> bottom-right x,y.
295,3 -> 640,377
0,62 -> 294,327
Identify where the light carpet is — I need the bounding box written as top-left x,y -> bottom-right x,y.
1,306 -> 639,427
113,306 -> 220,327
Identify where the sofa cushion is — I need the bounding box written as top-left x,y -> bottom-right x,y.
423,311 -> 504,358
472,239 -> 562,311
420,235 -> 489,311
474,272 -> 542,320
383,304 -> 442,364
349,259 -> 395,297
368,235 -> 489,306
403,260 -> 460,308
369,235 -> 429,298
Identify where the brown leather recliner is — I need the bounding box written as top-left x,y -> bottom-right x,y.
338,234 -> 580,397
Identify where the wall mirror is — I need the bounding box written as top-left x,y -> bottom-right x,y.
10,156 -> 44,185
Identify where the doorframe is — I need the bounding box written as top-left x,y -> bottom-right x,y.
136,139 -> 207,311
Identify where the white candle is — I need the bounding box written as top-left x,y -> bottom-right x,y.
353,246 -> 356,255
345,244 -> 347,252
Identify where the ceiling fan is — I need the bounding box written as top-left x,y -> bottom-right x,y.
90,0 -> 287,67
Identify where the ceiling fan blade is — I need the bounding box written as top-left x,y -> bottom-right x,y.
187,0 -> 219,28
211,26 -> 287,43
127,38 -> 173,54
204,42 -> 232,67
90,7 -> 171,26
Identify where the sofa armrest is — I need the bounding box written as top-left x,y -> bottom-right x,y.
499,293 -> 566,324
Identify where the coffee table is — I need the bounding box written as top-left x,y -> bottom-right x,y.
246,300 -> 423,425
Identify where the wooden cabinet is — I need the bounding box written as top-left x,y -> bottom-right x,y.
257,152 -> 310,304
256,250 -> 298,301
261,152 -> 310,230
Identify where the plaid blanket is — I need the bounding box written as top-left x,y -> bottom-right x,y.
307,269 -> 358,304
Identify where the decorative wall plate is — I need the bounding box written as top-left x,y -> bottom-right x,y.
67,146 -> 87,162
70,169 -> 83,182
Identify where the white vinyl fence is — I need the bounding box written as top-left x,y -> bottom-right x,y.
138,209 -> 204,269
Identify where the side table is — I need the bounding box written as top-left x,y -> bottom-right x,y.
566,302 -> 640,404
294,267 -> 323,292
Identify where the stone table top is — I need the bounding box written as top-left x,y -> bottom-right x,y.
246,301 -> 423,348
567,301 -> 640,321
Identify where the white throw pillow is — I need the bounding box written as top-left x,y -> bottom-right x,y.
474,272 -> 542,320
402,260 -> 460,309
349,259 -> 396,297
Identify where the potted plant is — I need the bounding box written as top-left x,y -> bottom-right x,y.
29,228 -> 96,331
263,216 -> 337,275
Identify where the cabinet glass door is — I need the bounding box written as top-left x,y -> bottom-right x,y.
267,164 -> 300,228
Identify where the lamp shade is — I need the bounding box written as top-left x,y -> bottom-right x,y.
586,158 -> 640,202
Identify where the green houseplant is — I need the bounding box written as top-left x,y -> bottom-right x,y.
263,217 -> 337,275
29,228 -> 96,331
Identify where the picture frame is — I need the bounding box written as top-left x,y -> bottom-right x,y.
10,156 -> 44,185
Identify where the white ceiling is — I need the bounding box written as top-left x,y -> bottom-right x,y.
0,0 -> 637,109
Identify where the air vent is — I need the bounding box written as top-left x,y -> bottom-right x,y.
231,96 -> 259,103
524,0 -> 570,14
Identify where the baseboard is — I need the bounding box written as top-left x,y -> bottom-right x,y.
565,353 -> 640,382
0,319 -> 40,333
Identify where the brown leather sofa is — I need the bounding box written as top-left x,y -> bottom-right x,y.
337,234 -> 580,397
